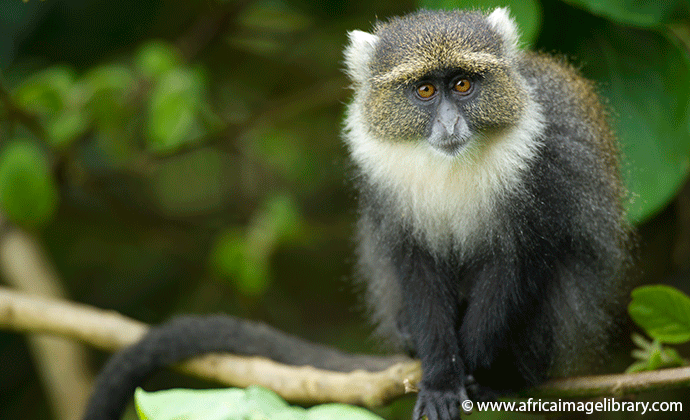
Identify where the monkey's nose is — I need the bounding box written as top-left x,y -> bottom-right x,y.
436,100 -> 460,136
437,117 -> 458,136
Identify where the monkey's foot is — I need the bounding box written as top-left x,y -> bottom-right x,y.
465,375 -> 498,403
412,384 -> 469,420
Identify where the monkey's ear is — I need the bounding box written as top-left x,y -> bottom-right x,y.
486,7 -> 520,53
344,30 -> 380,85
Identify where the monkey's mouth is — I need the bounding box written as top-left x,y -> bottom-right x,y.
429,135 -> 469,157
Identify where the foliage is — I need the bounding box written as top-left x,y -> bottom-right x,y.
627,285 -> 690,372
134,386 -> 384,420
210,193 -> 303,297
0,141 -> 58,228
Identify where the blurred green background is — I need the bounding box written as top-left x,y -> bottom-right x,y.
1,0 -> 690,419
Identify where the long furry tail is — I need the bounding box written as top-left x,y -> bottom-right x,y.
83,314 -> 402,420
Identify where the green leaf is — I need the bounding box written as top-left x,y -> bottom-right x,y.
210,194 -> 302,298
562,0 -> 690,28
625,333 -> 686,372
210,228 -> 271,297
82,65 -> 136,122
46,109 -> 89,149
628,285 -> 690,344
13,66 -> 76,114
537,7 -> 690,223
0,141 -> 58,229
135,40 -> 183,81
145,68 -> 207,154
307,405 -> 385,420
134,386 -> 383,420
418,0 -> 542,45
83,64 -> 136,96
626,360 -> 651,373
260,194 -> 302,244
135,387 -> 247,420
13,66 -> 89,148
579,29 -> 690,222
245,386 -> 291,414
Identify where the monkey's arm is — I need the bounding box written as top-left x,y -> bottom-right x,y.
393,243 -> 467,420
459,245 -> 557,391
83,315 -> 403,420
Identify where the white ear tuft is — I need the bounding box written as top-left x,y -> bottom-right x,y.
344,30 -> 380,85
486,7 -> 520,52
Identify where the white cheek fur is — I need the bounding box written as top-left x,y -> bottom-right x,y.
344,91 -> 545,254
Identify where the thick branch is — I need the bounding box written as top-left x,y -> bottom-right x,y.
1,286 -> 690,408
0,286 -> 418,407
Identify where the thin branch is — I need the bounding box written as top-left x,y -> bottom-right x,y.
175,0 -> 254,61
529,367 -> 690,399
1,286 -> 690,409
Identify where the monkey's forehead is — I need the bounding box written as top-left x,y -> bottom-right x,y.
371,10 -> 508,84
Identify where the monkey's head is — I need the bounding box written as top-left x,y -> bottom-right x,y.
344,8 -> 528,157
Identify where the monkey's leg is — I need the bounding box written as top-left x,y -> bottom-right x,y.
394,244 -> 467,420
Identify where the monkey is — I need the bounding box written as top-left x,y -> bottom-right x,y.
343,7 -> 631,420
81,8 -> 632,420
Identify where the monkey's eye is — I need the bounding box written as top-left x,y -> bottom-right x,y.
415,83 -> 437,100
453,78 -> 472,94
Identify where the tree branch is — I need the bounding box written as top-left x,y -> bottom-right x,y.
0,218 -> 93,420
0,286 -> 418,407
1,286 -> 689,409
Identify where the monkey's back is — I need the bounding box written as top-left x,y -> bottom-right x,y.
510,51 -> 632,376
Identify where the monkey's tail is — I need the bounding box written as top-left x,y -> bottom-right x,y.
83,314 -> 404,420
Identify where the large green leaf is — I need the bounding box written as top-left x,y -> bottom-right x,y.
628,285 -> 690,344
562,0 -> 690,28
537,5 -> 690,223
135,386 -> 384,420
0,141 -> 59,229
578,27 -> 690,223
419,0 -> 543,45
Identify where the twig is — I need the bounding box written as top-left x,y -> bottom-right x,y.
175,0 -> 254,61
530,367 -> 690,399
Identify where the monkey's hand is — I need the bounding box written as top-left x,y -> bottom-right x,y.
412,382 -> 470,420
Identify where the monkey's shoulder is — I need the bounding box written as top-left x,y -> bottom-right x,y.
519,51 -> 611,131
519,51 -> 620,173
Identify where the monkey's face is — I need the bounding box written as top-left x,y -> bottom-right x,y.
353,10 -> 526,158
